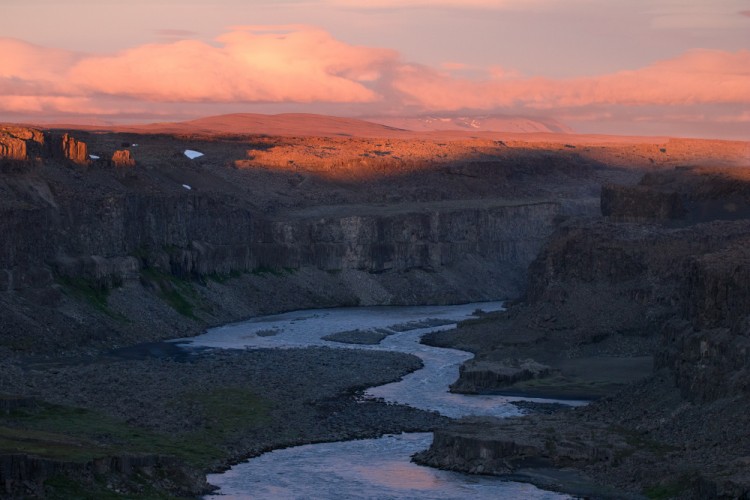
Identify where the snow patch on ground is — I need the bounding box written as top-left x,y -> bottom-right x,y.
184,149 -> 204,159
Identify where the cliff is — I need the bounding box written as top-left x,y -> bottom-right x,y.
419,167 -> 750,498
0,127 -> 573,352
0,127 -> 45,163
602,166 -> 750,223
0,452 -> 208,498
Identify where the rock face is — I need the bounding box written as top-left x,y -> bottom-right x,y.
0,127 -> 45,163
0,135 -> 27,162
413,416 -> 631,476
111,149 -> 135,167
0,193 -> 559,295
0,452 -> 208,498
59,133 -> 89,165
450,358 -> 554,393
656,243 -> 750,402
422,167 -> 750,498
602,166 -> 750,223
526,219 -> 750,403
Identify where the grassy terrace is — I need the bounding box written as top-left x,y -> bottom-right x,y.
0,389 -> 270,498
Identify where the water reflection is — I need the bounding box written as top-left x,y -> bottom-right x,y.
186,303 -> 583,499
180,302 -> 585,418
205,433 -> 571,500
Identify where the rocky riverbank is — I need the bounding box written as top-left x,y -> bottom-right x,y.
0,347 -> 447,498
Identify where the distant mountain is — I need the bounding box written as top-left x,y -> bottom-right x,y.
363,115 -> 573,134
37,112 -> 574,139
139,113 -> 406,137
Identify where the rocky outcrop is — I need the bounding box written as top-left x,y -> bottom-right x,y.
111,149 -> 135,167
0,135 -> 27,162
59,133 -> 89,165
413,416 -> 640,499
0,453 -> 208,498
0,127 -> 45,163
450,359 -> 555,394
414,416 -> 628,473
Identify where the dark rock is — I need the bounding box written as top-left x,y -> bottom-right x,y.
601,184 -> 685,220
0,453 -> 208,498
451,358 -> 555,393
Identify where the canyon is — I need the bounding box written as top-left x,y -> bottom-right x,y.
0,114 -> 748,498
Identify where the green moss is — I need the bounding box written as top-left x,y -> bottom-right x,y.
177,387 -> 270,445
1,391 -> 269,470
55,275 -> 125,320
207,272 -> 230,284
609,426 -> 679,457
0,390 -> 271,497
644,481 -> 689,499
207,269 -> 245,284
457,314 -> 501,328
139,268 -> 197,319
0,425 -> 106,462
251,265 -> 284,276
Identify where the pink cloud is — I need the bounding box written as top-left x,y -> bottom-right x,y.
0,38 -> 79,83
68,27 -> 396,103
0,27 -> 747,139
328,0 -> 575,9
392,49 -> 750,110
155,29 -> 200,38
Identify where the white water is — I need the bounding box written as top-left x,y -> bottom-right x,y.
179,302 -> 578,499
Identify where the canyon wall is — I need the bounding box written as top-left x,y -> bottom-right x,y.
418,169 -> 750,498
0,128 -> 564,351
0,191 -> 559,293
530,171 -> 750,402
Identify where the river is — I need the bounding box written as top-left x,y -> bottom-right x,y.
176,302 -> 578,499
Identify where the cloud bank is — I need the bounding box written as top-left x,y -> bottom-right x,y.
0,26 -> 748,137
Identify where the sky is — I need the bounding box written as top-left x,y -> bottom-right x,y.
0,0 -> 748,139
